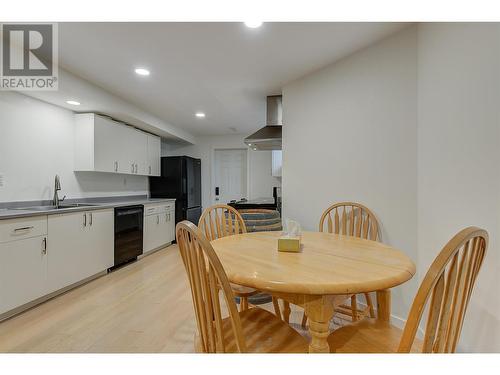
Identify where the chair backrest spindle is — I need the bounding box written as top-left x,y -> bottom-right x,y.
199,204 -> 247,241
398,227 -> 488,353
319,202 -> 379,241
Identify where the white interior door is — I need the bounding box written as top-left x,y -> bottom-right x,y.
214,149 -> 248,204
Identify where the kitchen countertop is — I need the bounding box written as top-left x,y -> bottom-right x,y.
0,196 -> 176,220
230,197 -> 276,205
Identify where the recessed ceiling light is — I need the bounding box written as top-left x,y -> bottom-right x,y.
135,68 -> 150,76
244,21 -> 263,28
66,100 -> 80,106
195,112 -> 206,118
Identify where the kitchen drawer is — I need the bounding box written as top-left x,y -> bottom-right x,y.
144,205 -> 160,216
0,216 -> 48,243
158,203 -> 175,213
144,202 -> 175,216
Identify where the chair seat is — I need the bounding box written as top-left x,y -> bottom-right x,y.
327,318 -> 422,353
222,307 -> 308,353
230,283 -> 259,297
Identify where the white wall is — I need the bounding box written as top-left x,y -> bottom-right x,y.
162,135 -> 281,210
25,67 -> 195,144
282,26 -> 419,321
0,92 -> 148,203
283,23 -> 500,352
417,23 -> 500,352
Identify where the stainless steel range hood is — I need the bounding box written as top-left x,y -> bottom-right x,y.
244,95 -> 282,150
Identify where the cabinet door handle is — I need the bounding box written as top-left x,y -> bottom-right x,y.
42,237 -> 47,255
131,163 -> 134,173
136,164 -> 138,173
114,161 -> 118,172
83,213 -> 87,227
157,215 -> 160,224
89,212 -> 93,226
149,165 -> 151,175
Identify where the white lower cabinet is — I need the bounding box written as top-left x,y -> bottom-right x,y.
0,231 -> 48,315
0,202 -> 176,318
47,209 -> 114,294
143,203 -> 175,254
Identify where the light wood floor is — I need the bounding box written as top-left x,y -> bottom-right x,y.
0,245 -> 345,353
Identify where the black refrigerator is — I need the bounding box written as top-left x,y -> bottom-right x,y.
149,156 -> 202,225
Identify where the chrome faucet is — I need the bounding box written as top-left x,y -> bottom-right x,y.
53,175 -> 66,208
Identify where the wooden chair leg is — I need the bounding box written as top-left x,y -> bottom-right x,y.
194,334 -> 203,352
350,295 -> 358,322
282,300 -> 291,324
301,312 -> 308,328
272,297 -> 282,319
240,296 -> 248,311
364,292 -> 375,318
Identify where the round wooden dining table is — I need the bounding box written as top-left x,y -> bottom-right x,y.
211,230 -> 416,353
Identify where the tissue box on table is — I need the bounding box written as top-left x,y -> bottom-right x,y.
278,219 -> 302,252
278,235 -> 301,252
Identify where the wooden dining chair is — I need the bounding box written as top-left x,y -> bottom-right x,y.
199,204 -> 247,241
199,204 -> 281,316
301,202 -> 379,327
176,220 -> 308,353
327,227 -> 488,353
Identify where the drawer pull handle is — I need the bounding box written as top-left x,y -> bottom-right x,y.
13,226 -> 34,233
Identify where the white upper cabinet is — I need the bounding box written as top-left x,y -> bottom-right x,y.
272,150 -> 282,177
74,113 -> 161,176
96,116 -> 127,173
122,126 -> 147,175
147,134 -> 161,176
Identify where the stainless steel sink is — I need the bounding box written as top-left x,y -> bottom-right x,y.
13,203 -> 98,211
13,205 -> 60,211
59,203 -> 98,209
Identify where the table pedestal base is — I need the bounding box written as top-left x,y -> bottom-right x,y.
272,293 -> 348,353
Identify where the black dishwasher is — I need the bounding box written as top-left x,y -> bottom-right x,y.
113,205 -> 144,268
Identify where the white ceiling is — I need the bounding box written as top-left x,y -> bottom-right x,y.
58,22 -> 408,136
